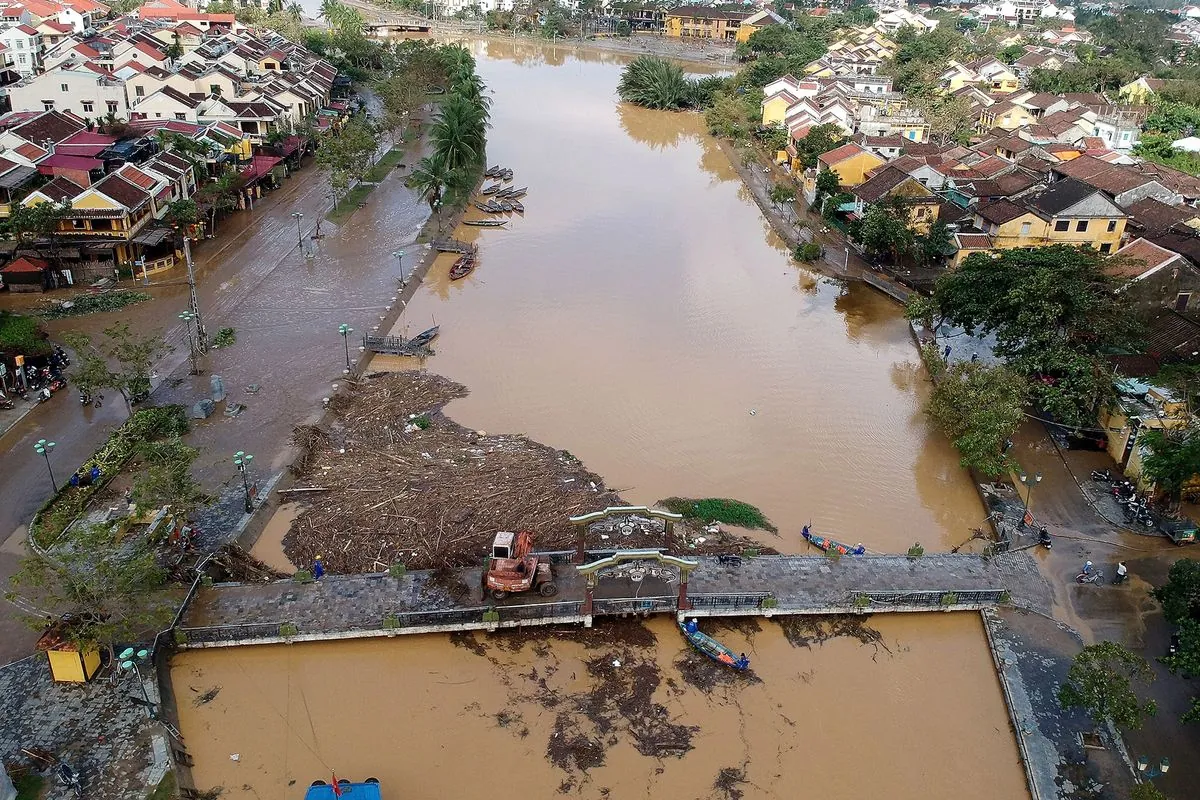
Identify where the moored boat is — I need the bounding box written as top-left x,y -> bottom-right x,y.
801,524 -> 865,556
473,201 -> 494,212
502,169 -> 513,181
306,777 -> 381,799
505,187 -> 527,198
463,219 -> 508,227
499,200 -> 513,212
679,619 -> 750,671
510,200 -> 524,213
484,165 -> 502,177
481,183 -> 503,195
449,255 -> 475,280
407,325 -> 440,348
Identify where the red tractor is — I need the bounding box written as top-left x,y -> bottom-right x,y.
484,531 -> 557,600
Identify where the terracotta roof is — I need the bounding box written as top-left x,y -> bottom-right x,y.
91,173 -> 149,210
817,142 -> 868,166
1111,237 -> 1184,279
35,175 -> 84,201
976,198 -> 1031,224
1,255 -> 48,273
1125,197 -> 1198,235
852,166 -> 920,204
14,142 -> 47,161
955,232 -> 994,250
12,111 -> 83,145
116,163 -> 157,190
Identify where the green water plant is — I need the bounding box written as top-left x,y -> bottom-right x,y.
661,497 -> 777,533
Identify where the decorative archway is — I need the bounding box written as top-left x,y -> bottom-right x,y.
576,548 -> 700,613
568,505 -> 685,564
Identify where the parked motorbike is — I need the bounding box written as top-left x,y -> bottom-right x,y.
1091,468 -> 1113,482
56,762 -> 82,798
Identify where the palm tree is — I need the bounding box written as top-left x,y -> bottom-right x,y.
452,72 -> 491,119
286,2 -> 303,18
617,55 -> 693,110
430,94 -> 487,173
408,154 -> 454,215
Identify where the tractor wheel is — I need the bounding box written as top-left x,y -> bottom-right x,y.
539,581 -> 558,597
491,589 -> 509,601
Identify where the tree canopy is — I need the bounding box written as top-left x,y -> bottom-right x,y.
1057,641 -> 1157,730
916,246 -> 1142,426
1139,428 -> 1200,503
1156,559 -> 1200,723
64,323 -> 167,414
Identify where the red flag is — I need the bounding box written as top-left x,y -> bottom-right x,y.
331,774 -> 343,798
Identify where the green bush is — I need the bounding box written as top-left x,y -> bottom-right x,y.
280,623 -> 298,637
40,290 -> 150,318
293,569 -> 314,584
412,415 -> 431,430
907,542 -> 925,560
482,609 -> 500,623
212,327 -> 237,348
793,242 -> 822,263
997,590 -> 1012,605
940,592 -> 958,606
760,596 -> 778,609
389,562 -> 406,577
383,614 -> 400,630
661,497 -> 777,533
0,311 -> 50,356
853,594 -> 871,609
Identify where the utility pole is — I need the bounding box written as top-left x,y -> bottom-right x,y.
181,235 -> 209,352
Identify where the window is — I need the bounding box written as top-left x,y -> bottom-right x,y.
1020,222 -> 1032,236
107,101 -> 118,114
155,112 -> 162,118
1177,292 -> 1192,312
1076,220 -> 1088,232
915,206 -> 927,218
81,101 -> 93,113
17,54 -> 25,64
1099,243 -> 1112,254
42,100 -> 53,110
15,39 -> 22,49
135,85 -> 144,98
210,84 -> 220,95
1054,220 -> 1069,232
1107,220 -> 1117,232
60,83 -> 68,92
70,219 -> 85,229
1122,132 -> 1131,141
174,112 -> 186,120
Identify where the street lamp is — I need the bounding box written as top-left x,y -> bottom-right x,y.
233,450 -> 254,513
291,212 -> 304,249
118,647 -> 154,718
178,310 -> 198,375
392,250 -> 406,287
1017,471 -> 1043,530
34,438 -> 56,491
1137,755 -> 1170,779
338,323 -> 353,370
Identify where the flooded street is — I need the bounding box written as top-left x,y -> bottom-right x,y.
173,614 -> 1028,800
378,40 -> 981,554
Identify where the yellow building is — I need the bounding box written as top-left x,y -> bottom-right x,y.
1099,385 -> 1188,484
664,5 -> 751,40
735,8 -> 787,43
850,165 -> 941,233
976,101 -> 1037,131
815,143 -> 885,188
1118,76 -> 1184,104
955,178 -> 1128,265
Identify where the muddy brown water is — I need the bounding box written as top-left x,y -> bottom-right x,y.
172,615 -> 1028,800
371,39 -> 981,556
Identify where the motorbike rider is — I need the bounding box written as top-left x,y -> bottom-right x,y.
1115,562 -> 1129,584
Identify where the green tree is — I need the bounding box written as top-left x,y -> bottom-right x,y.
814,169 -> 841,203
618,55 -> 694,110
163,198 -> 200,230
1057,641 -> 1157,730
855,196 -> 914,261
1155,559 -> 1200,722
1139,428 -> 1200,504
768,182 -> 796,209
316,115 -> 379,205
704,91 -> 754,140
131,438 -> 204,514
1131,784 -> 1171,800
63,323 -> 167,415
917,246 -> 1141,426
6,522 -> 174,656
998,43 -> 1025,63
792,123 -> 847,169
917,95 -> 974,146
924,346 -> 1028,475
916,220 -> 954,267
2,200 -> 72,265
429,93 -> 487,173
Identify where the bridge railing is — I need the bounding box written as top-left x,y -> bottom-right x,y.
176,622 -> 283,645
689,592 -> 772,610
593,596 -> 676,615
853,589 -> 1006,607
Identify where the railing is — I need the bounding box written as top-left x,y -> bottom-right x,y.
537,550 -> 578,565
176,622 -> 283,644
852,589 -> 1006,607
384,607 -> 488,628
689,592 -> 772,610
592,596 -> 676,616
495,600 -> 584,621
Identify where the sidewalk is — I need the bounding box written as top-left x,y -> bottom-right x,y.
0,394 -> 40,440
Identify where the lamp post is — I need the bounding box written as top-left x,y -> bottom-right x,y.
178,310 -> 198,375
118,647 -> 154,718
392,250 -> 406,288
34,438 -> 56,491
292,212 -> 304,249
1017,471 -> 1042,530
1136,755 -> 1170,779
233,450 -> 254,513
338,324 -> 353,371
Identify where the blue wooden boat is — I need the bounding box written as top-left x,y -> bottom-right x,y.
802,525 -> 864,556
305,778 -> 381,799
679,619 -> 750,671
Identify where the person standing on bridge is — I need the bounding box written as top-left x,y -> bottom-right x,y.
313,556 -> 325,580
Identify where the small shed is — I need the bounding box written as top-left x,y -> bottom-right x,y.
36,624 -> 101,683
0,256 -> 50,293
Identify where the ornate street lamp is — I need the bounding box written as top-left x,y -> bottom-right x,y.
34,438 -> 56,491
233,450 -> 254,513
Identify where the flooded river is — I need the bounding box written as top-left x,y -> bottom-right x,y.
173,614 -> 1028,800
376,39 -> 981,554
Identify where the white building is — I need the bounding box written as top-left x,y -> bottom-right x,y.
8,63 -> 130,118
0,24 -> 42,76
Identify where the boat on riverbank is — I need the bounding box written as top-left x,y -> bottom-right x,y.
306,778 -> 381,799
510,200 -> 524,213
407,325 -> 440,348
450,255 -> 475,280
481,183 -> 503,195
801,525 -> 865,556
463,219 -> 508,227
679,619 -> 750,671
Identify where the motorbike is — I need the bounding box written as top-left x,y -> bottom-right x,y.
1038,526 -> 1052,549
0,397 -> 13,411
1091,468 -> 1113,482
1076,569 -> 1104,585
56,762 -> 82,798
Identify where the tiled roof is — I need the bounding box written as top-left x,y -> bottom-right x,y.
91,173 -> 149,210
955,232 -> 994,250
976,198 -> 1031,224
36,175 -> 84,201
852,165 -> 918,204
1024,178 -> 1100,216
1111,237 -> 1183,279
1,255 -> 49,273
1125,197 -> 1198,235
817,142 -> 868,166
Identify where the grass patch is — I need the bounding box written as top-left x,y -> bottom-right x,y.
146,771 -> 176,800
660,497 -> 777,533
14,773 -> 45,800
0,311 -> 50,357
326,149 -> 406,225
40,290 -> 150,318
211,327 -> 236,349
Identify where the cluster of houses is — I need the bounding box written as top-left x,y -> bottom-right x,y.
0,0 -> 348,292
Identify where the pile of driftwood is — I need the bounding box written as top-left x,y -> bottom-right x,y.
283,371 -> 643,573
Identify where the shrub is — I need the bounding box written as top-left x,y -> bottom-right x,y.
412,415 -> 431,430
40,290 -> 150,318
661,497 -> 777,533
389,562 -> 407,578
293,569 -> 314,584
212,327 -> 237,348
279,623 -> 298,638
907,542 -> 925,560
482,609 -> 500,623
760,596 -> 778,609
853,594 -> 871,609
940,592 -> 958,606
0,312 -> 49,357
383,614 -> 399,630
617,56 -> 694,110
793,242 -> 822,262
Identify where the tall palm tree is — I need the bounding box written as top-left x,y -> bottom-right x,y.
452,72 -> 491,119
408,154 -> 454,214
430,94 -> 486,173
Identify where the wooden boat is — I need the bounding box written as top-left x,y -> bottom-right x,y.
510,200 -> 524,213
499,200 -> 513,212
501,169 -> 513,181
481,183 -> 503,195
505,187 -> 527,197
679,620 -> 749,671
484,165 -> 502,177
494,188 -> 511,198
433,238 -> 475,254
474,201 -> 494,212
449,255 -> 475,280
801,525 -> 865,556
463,219 -> 508,227
407,325 -> 440,348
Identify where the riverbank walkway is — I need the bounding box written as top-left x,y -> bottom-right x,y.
176,551 -> 1052,647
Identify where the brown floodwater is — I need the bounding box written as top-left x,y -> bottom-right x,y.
172,614 -> 1028,800
374,39 -> 981,555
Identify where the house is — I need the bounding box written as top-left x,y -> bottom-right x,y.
1119,76 -> 1187,104
132,84 -> 202,122
849,165 -> 941,232
663,6 -> 751,40
735,8 -> 787,43
136,0 -> 238,31
874,8 -> 938,34
8,63 -> 129,118
1124,197 -> 1200,239
0,24 -> 41,76
0,255 -> 51,291
1052,155 -> 1182,207
976,101 -> 1037,132
1111,237 -> 1200,313
801,142 -> 885,203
